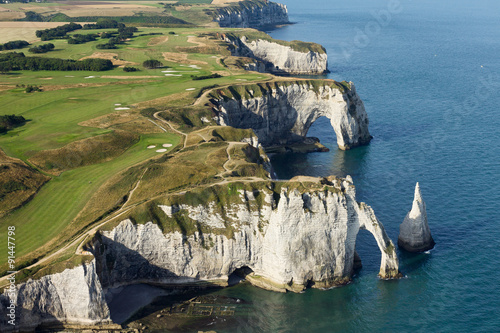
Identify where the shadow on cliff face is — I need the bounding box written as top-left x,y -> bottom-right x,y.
93,236 -> 181,288
91,236 -> 226,325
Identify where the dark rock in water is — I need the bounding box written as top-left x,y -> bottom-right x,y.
398,183 -> 435,252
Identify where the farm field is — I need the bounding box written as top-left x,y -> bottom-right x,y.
0,21 -> 69,43
0,0 -> 226,24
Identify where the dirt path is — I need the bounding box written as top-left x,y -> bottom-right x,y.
153,111 -> 189,149
222,142 -> 235,173
147,118 -> 168,133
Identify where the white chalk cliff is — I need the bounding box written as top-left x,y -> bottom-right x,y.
213,1 -> 289,28
0,178 -> 400,331
210,81 -> 372,150
0,260 -> 111,331
398,182 -> 435,252
225,35 -> 328,74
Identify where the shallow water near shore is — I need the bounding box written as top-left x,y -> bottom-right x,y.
127,0 -> 500,331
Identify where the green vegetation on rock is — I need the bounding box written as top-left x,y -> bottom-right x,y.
225,30 -> 327,54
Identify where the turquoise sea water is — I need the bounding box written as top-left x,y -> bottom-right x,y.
205,0 -> 500,332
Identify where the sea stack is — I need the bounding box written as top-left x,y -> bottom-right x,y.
398,183 -> 435,252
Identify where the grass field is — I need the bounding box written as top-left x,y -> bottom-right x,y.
0,23 -> 274,270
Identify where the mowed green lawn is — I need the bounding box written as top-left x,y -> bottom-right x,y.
0,132 -> 180,265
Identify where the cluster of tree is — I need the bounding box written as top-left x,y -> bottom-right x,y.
20,11 -> 46,22
67,34 -> 97,44
191,73 -> 222,81
142,59 -> 163,69
83,19 -> 126,30
0,40 -> 29,51
100,31 -> 117,39
123,66 -> 138,72
96,26 -> 138,50
25,85 -> 43,93
36,23 -> 82,41
117,26 -> 138,39
0,115 -> 26,134
96,43 -> 117,49
0,52 -> 113,72
28,43 -> 55,54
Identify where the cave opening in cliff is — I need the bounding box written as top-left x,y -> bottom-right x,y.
355,229 -> 382,275
228,266 -> 254,286
306,116 -> 338,147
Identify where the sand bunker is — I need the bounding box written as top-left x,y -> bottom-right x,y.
115,107 -> 130,110
156,149 -> 167,153
80,52 -> 138,67
162,144 -> 173,148
185,88 -> 196,91
162,52 -> 207,65
147,145 -> 156,149
147,35 -> 169,46
187,36 -> 207,48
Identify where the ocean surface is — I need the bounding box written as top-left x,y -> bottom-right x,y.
136,1 -> 500,331
218,0 -> 500,331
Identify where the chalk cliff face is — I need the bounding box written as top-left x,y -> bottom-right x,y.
214,1 -> 289,28
0,261 -> 110,331
210,81 -> 372,150
93,177 -> 400,292
0,178 -> 400,330
225,35 -> 328,74
398,183 -> 435,252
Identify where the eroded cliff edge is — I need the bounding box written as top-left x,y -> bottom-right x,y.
0,177 -> 400,331
209,80 -> 372,150
212,0 -> 289,29
222,32 -> 328,74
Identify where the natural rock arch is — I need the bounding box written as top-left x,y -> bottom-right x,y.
212,80 -> 372,150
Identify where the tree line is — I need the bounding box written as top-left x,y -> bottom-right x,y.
83,19 -> 126,30
0,52 -> 113,72
0,40 -> 29,51
28,43 -> 55,54
36,23 -> 82,41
